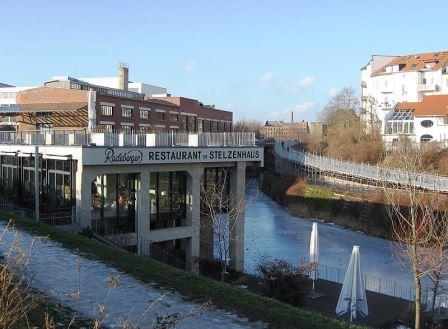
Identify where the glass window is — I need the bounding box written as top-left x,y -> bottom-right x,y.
91,173 -> 136,235
101,105 -> 114,116
156,111 -> 165,121
99,124 -> 114,132
170,113 -> 179,122
140,109 -> 150,119
122,107 -> 133,117
180,115 -> 187,131
149,172 -> 186,230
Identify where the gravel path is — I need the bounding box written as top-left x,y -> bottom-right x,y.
0,223 -> 266,329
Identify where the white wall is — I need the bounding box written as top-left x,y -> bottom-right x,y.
0,86 -> 36,106
414,116 -> 448,143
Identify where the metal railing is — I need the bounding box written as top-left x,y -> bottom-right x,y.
275,141 -> 448,192
0,130 -> 256,148
0,198 -> 72,225
315,262 -> 448,310
141,238 -> 187,270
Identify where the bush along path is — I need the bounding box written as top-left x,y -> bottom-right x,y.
1,215 -> 364,329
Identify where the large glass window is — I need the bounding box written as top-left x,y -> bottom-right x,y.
91,173 -> 136,235
149,172 -> 186,230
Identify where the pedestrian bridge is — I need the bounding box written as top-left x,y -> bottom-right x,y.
274,141 -> 448,193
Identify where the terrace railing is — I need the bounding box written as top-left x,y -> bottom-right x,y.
0,130 -> 256,148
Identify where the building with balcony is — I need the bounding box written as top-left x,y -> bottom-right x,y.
0,130 -> 262,273
361,51 -> 448,136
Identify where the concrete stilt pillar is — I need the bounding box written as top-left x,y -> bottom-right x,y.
75,164 -> 96,228
186,167 -> 203,273
229,162 -> 246,272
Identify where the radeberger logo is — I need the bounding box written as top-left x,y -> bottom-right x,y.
104,148 -> 143,164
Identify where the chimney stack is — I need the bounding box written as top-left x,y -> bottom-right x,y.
118,62 -> 129,91
291,111 -> 294,122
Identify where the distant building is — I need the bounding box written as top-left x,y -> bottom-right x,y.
361,51 -> 448,135
260,120 -> 308,140
0,83 -> 36,128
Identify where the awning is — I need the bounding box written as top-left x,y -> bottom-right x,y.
0,102 -> 87,114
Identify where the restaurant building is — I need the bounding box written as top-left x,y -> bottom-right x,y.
0,130 -> 262,273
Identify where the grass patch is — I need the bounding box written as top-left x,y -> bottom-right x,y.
1,214 -> 365,329
303,186 -> 335,200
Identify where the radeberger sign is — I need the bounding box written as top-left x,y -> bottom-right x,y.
83,147 -> 263,165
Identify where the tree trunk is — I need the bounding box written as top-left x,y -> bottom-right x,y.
221,261 -> 226,281
430,279 -> 439,326
414,276 -> 421,329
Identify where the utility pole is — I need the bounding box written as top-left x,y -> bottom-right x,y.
34,146 -> 40,222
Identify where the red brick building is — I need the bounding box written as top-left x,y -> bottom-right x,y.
10,81 -> 232,133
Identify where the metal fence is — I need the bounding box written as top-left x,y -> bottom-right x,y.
275,141 -> 448,192
0,198 -> 73,225
0,130 -> 256,148
141,238 -> 187,270
315,262 -> 448,309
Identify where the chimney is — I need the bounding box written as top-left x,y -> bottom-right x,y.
118,62 -> 129,91
291,111 -> 294,122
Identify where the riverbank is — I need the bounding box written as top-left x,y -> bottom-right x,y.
260,170 -> 391,239
1,213 -> 361,329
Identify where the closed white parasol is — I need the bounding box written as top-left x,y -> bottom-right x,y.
309,222 -> 319,290
336,245 -> 368,322
87,89 -> 96,131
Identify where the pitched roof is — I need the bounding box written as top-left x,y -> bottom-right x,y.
372,51 -> 448,76
395,95 -> 448,117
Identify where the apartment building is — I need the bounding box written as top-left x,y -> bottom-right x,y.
361,51 -> 448,136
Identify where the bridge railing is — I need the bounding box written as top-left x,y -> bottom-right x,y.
275,141 -> 448,192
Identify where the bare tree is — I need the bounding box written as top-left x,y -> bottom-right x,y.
0,221 -> 38,328
360,96 -> 381,135
200,169 -> 254,281
382,140 -> 448,329
233,119 -> 263,137
316,87 -> 384,163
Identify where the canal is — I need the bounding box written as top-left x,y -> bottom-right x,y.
244,181 -> 413,287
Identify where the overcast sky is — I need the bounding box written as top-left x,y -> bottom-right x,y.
2,0 -> 448,121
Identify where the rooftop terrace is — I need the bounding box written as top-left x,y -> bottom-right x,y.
0,130 -> 256,148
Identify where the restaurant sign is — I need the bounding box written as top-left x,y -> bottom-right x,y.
83,147 -> 263,165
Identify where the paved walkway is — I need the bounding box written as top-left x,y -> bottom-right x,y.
303,279 -> 412,327
0,223 -> 266,329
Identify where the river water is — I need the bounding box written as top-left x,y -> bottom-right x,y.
244,182 -> 413,287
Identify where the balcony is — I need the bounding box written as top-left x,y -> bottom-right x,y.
417,84 -> 439,92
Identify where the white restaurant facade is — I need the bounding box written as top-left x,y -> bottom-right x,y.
0,131 -> 263,273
